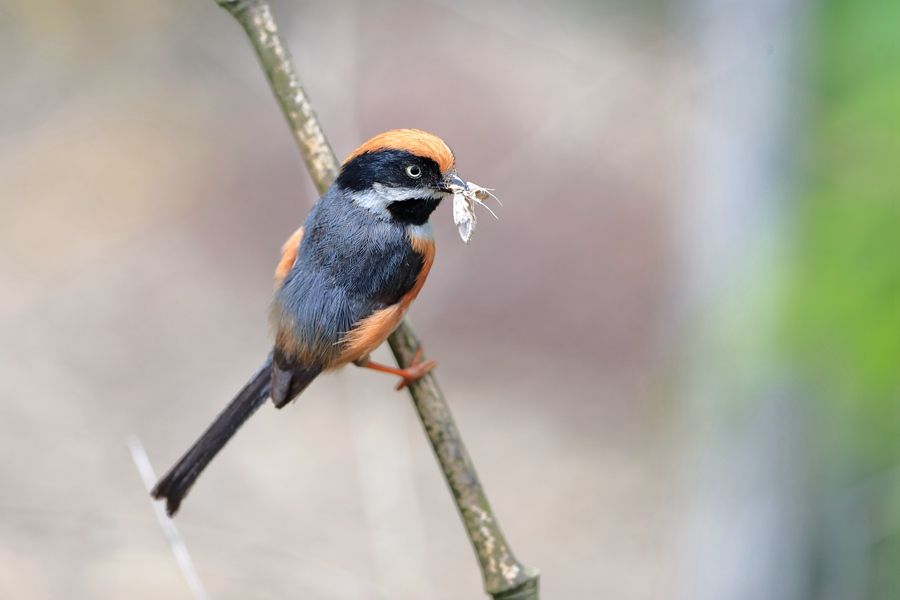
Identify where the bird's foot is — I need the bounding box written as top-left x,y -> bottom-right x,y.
354,347 -> 437,390
394,347 -> 437,390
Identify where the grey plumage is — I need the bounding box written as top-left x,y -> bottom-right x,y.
269,187 -> 425,406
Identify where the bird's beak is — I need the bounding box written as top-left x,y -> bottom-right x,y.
443,171 -> 468,192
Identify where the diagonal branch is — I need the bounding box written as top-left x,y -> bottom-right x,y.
213,1 -> 539,597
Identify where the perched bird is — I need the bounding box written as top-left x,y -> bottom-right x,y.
152,129 -> 469,516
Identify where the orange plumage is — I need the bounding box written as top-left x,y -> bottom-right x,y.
344,129 -> 455,173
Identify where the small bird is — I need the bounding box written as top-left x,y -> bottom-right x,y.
152,129 -> 469,516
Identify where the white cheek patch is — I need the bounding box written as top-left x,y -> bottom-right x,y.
373,183 -> 444,202
351,184 -> 445,217
350,188 -> 392,216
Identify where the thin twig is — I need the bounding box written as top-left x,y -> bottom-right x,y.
213,1 -> 539,597
128,435 -> 209,600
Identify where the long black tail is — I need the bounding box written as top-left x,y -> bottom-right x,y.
151,355 -> 273,516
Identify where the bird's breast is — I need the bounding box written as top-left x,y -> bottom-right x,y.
271,194 -> 434,368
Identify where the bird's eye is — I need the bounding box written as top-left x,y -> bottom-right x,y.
405,165 -> 422,179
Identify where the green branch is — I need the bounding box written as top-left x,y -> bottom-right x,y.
213,1 -> 539,597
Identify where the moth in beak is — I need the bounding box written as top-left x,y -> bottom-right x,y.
444,171 -> 500,243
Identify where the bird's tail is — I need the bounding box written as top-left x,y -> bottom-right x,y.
151,355 -> 273,516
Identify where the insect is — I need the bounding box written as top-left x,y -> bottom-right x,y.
450,179 -> 501,243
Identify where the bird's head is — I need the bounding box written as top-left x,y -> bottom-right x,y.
336,129 -> 468,226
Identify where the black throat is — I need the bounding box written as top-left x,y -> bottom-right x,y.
386,197 -> 443,225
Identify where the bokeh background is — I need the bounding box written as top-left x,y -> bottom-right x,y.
2,0 -> 898,598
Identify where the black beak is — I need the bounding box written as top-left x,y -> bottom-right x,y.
443,172 -> 468,192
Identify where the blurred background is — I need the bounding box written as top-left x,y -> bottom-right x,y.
1,0 -> 898,598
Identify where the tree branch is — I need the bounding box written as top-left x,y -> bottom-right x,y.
213,1 -> 539,597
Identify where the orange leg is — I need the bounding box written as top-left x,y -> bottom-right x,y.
354,347 -> 437,390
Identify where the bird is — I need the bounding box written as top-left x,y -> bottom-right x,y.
151,129 -> 470,516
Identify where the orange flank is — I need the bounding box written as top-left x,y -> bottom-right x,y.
274,226 -> 304,287
338,232 -> 435,364
343,129 -> 455,173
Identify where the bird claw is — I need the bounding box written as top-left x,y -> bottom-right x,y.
395,347 -> 437,390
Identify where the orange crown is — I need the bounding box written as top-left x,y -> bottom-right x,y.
344,129 -> 455,173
